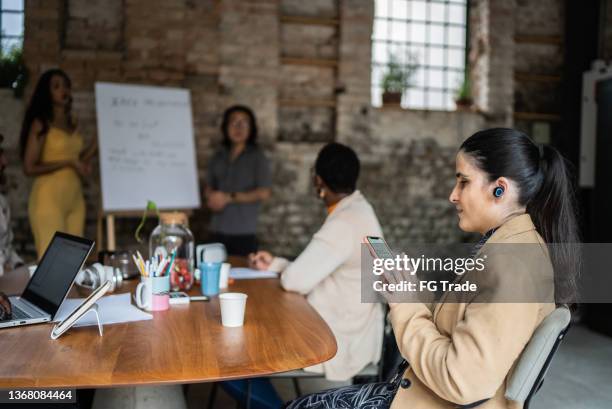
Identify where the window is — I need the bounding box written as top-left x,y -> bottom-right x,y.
372,0 -> 468,110
0,0 -> 24,53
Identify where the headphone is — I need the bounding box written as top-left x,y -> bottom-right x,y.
493,186 -> 505,198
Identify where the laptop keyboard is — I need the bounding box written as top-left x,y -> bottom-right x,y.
10,304 -> 31,320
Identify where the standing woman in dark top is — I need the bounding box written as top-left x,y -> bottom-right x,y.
205,105 -> 272,256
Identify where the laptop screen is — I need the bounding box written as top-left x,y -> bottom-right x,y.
22,232 -> 94,317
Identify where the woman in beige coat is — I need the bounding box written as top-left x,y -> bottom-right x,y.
285,128 -> 580,409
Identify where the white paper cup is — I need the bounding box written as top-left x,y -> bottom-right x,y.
219,263 -> 231,289
219,293 -> 248,327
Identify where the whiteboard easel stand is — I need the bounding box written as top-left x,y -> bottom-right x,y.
107,214 -> 116,251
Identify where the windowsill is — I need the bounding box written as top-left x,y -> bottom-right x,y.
374,105 -> 485,116
369,104 -> 488,148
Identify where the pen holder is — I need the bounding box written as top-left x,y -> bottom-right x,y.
136,275 -> 170,311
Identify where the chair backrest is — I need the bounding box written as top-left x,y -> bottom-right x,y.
379,306 -> 405,382
504,306 -> 571,404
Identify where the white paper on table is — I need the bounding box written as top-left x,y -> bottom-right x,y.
54,293 -> 152,327
229,268 -> 278,280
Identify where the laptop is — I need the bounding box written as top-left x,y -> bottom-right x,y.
0,232 -> 94,329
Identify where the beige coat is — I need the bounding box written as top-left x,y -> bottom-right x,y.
269,190 -> 384,381
390,214 -> 555,409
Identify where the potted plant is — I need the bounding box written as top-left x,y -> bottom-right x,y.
455,77 -> 474,111
0,46 -> 28,98
381,53 -> 417,107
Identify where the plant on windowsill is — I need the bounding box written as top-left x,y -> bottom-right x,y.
454,78 -> 474,111
0,46 -> 28,98
381,53 -> 417,107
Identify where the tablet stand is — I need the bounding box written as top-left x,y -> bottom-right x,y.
50,303 -> 104,340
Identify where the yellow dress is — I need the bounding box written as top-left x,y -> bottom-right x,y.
28,126 -> 85,258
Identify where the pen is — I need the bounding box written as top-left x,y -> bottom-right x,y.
156,258 -> 168,277
132,254 -> 144,276
137,250 -> 146,275
166,251 -> 177,276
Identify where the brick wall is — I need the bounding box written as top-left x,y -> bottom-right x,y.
513,0 -> 565,135
0,90 -> 32,255
468,0 -> 516,126
4,0 -> 586,260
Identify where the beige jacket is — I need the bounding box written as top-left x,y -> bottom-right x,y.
390,214 -> 555,409
270,190 -> 384,381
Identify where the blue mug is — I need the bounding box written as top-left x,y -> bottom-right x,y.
200,262 -> 222,296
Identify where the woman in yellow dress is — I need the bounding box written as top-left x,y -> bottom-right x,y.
19,69 -> 96,258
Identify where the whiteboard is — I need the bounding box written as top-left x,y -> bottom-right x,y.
95,82 -> 201,212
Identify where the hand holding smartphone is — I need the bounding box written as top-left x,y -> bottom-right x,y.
364,236 -> 394,259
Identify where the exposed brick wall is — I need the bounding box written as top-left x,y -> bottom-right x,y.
469,0 -> 490,112
64,0 -> 123,51
0,90 -> 33,256
486,0 -> 516,126
468,0 -> 516,126
8,0 -> 592,261
513,0 -> 565,135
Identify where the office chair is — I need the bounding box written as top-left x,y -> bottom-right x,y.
459,305 -> 572,409
502,305 -> 572,409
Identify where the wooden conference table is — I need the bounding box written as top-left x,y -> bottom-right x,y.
0,261 -> 337,389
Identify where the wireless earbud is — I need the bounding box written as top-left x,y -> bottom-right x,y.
493,186 -> 505,198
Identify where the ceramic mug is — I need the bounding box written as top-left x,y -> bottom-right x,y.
136,275 -> 170,311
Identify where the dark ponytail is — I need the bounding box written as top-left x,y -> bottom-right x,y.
527,145 -> 580,304
461,128 -> 580,304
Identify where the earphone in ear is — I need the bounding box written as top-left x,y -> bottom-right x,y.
493,186 -> 505,198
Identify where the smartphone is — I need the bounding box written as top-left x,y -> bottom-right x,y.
364,236 -> 394,259
169,291 -> 190,305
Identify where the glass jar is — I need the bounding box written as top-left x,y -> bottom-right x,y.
149,212 -> 195,291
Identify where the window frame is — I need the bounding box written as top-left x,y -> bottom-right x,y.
0,0 -> 25,54
371,0 -> 470,111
